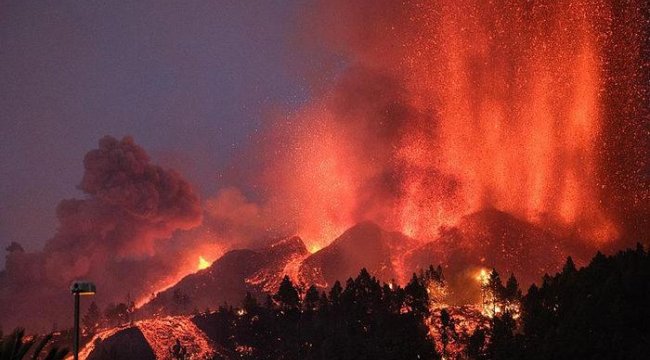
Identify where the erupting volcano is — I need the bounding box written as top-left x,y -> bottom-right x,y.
262,0 -> 647,252
0,0 -> 648,359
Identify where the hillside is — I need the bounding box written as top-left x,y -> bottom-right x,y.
78,245 -> 650,360
405,208 -> 570,302
138,236 -> 308,316
298,221 -> 418,287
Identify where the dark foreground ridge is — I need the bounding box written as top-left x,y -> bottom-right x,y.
54,243 -> 650,359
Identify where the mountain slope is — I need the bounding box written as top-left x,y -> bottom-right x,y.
298,221 -> 418,287
139,236 -> 308,316
405,208 -> 569,302
140,212 -> 571,313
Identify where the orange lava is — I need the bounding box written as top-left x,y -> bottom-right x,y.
137,316 -> 215,359
197,256 -> 211,270
263,0 -> 638,252
134,245 -> 224,308
75,316 -> 217,360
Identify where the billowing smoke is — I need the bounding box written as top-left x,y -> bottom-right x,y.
203,187 -> 290,250
0,136 -> 203,331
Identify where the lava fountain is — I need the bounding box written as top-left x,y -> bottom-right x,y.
407,0 -> 616,242
258,0 -> 648,252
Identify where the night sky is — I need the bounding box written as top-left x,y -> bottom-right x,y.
0,1 -> 310,263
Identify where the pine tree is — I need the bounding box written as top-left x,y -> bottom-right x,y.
304,285 -> 320,311
563,256 -> 577,274
504,273 -> 521,314
422,264 -> 447,305
317,292 -> 330,314
487,269 -> 504,316
242,292 -> 258,313
486,312 -> 517,359
274,275 -> 300,310
405,273 -> 429,317
329,281 -> 343,308
466,328 -> 486,359
82,301 -> 101,335
439,308 -> 456,358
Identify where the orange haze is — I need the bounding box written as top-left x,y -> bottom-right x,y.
252,0 -> 649,252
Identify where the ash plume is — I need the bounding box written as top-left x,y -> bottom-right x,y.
203,187 -> 291,250
0,136 -> 202,331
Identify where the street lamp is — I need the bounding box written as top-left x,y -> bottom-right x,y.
70,281 -> 96,360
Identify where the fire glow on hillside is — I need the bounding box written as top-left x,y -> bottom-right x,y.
0,0 -> 647,338
197,256 -> 211,271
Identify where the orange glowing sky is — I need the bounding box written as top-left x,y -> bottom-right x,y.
254,0 -> 648,252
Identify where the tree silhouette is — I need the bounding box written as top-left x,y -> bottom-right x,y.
563,256 -> 577,274
486,312 -> 517,360
482,244 -> 650,359
103,303 -> 129,326
82,301 -> 101,335
404,273 -> 429,318
503,273 -> 521,314
303,285 -> 320,311
193,267 -> 440,359
484,269 -> 505,316
329,280 -> 342,308
242,292 -> 258,313
420,265 -> 447,305
66,244 -> 644,360
439,308 -> 456,358
466,328 -> 486,359
273,275 -> 300,311
0,328 -> 68,360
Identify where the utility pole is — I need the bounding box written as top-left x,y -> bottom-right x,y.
71,281 -> 96,360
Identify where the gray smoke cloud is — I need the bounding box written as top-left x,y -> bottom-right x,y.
0,136 -> 202,331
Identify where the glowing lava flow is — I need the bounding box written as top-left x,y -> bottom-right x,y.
137,316 -> 215,359
74,327 -> 123,360
197,256 -> 211,270
75,316 -> 217,360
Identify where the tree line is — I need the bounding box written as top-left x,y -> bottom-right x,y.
3,243 -> 648,359
194,268 -> 440,359
193,244 -> 650,359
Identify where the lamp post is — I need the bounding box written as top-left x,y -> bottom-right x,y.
70,281 -> 96,360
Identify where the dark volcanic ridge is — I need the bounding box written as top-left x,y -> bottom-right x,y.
138,236 -> 308,317
140,208 -> 574,314
298,221 -> 419,287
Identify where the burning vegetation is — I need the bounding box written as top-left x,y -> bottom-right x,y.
68,246 -> 649,359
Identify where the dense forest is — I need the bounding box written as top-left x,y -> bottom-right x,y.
2,244 -> 648,359
191,244 -> 650,359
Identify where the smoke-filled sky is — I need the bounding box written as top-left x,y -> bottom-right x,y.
0,1 -> 313,267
